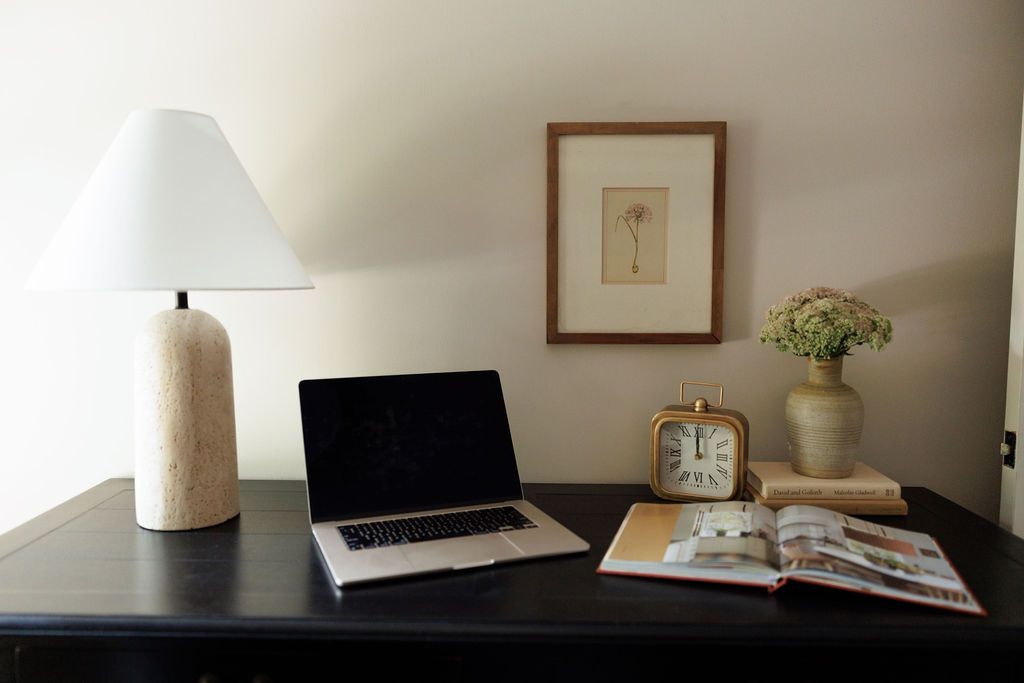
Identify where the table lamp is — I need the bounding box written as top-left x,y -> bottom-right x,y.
26,109 -> 313,531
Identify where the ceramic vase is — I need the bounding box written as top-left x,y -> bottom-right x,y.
785,356 -> 863,478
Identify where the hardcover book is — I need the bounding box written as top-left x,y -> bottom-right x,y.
745,486 -> 908,516
747,461 -> 900,500
598,502 -> 983,615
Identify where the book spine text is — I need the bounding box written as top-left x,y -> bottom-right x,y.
765,485 -> 899,499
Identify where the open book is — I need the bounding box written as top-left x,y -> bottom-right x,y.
598,502 -> 984,615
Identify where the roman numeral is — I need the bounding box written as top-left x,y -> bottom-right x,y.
717,440 -> 730,450
695,426 -> 704,438
679,425 -> 691,437
716,464 -> 729,477
716,452 -> 730,462
669,460 -> 681,472
694,472 -> 703,484
678,470 -> 691,483
708,474 -> 719,486
669,433 -> 681,444
669,448 -> 680,458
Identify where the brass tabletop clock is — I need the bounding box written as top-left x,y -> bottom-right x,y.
650,381 -> 749,502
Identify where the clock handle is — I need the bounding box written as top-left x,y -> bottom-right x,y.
680,381 -> 724,408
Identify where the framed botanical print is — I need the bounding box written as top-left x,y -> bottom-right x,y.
546,122 -> 726,344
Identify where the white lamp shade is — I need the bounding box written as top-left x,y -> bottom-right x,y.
27,109 -> 313,291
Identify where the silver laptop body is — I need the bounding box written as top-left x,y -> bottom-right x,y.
299,370 -> 589,586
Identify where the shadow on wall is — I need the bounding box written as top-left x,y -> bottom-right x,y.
719,118 -> 758,342
854,247 -> 1010,518
265,93 -> 545,277
854,248 -> 1010,321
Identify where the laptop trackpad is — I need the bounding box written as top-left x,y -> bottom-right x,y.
401,534 -> 523,571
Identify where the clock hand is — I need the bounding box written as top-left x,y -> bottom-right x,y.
695,431 -> 702,460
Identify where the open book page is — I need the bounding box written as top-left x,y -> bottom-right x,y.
776,506 -> 983,614
599,502 -> 781,586
663,502 -> 779,571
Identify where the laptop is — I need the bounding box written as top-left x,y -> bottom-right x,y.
298,370 -> 590,586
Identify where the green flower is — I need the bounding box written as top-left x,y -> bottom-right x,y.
759,287 -> 892,359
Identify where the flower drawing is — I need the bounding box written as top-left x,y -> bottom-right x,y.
616,202 -> 653,273
758,287 -> 893,360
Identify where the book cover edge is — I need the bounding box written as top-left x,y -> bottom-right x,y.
748,461 -> 901,499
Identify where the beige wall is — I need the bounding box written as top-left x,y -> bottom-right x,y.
1,0 -> 1022,533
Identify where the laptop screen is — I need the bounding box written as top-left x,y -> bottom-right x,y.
299,370 -> 524,523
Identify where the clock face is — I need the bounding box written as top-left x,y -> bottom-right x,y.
658,420 -> 737,499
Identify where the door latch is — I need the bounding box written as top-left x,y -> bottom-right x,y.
1002,430 -> 1016,468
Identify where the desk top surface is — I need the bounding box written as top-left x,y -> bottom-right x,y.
0,480 -> 1022,647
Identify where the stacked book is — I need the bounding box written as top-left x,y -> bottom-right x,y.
745,461 -> 907,516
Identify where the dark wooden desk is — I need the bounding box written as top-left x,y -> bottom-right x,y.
0,481 -> 1021,682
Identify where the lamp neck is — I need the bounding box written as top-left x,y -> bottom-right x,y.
175,291 -> 189,310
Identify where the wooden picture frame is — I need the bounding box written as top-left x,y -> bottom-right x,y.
546,122 -> 726,344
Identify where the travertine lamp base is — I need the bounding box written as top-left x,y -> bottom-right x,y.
134,306 -> 240,531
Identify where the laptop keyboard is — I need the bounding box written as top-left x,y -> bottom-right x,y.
338,506 -> 538,551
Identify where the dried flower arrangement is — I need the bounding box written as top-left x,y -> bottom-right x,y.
759,287 -> 892,360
